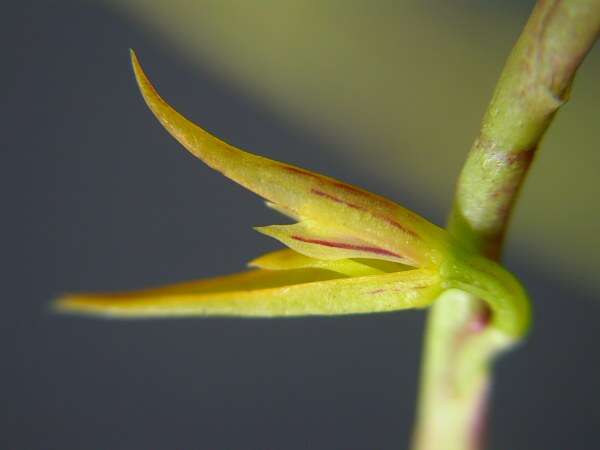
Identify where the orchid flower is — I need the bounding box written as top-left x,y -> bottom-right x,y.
55,51 -> 530,341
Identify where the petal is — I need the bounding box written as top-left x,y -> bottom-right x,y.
54,268 -> 440,318
130,51 -> 449,268
248,248 -> 408,276
255,221 -> 411,264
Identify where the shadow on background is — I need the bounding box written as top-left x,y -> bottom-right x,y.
2,2 -> 599,449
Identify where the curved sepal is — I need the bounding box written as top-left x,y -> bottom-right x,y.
130,51 -> 449,268
55,268 -> 442,318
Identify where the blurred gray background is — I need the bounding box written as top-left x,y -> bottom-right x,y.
2,1 -> 599,449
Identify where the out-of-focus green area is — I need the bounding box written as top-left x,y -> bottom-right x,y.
106,0 -> 599,292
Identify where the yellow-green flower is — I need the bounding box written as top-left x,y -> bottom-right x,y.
55,51 -> 530,341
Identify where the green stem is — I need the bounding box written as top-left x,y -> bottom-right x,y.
449,0 -> 600,259
412,1 -> 600,449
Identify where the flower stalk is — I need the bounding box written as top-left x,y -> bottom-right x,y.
412,1 -> 600,449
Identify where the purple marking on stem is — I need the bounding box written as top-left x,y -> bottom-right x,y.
468,306 -> 492,333
469,382 -> 490,449
290,235 -> 403,259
